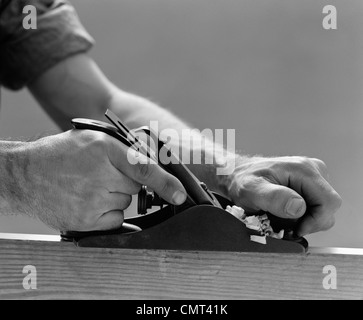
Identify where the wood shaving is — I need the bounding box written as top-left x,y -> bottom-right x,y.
225,205 -> 284,244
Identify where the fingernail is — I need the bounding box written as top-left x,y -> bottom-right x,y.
285,198 -> 305,217
172,190 -> 187,205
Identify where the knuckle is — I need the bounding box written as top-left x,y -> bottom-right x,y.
297,156 -> 314,169
288,157 -> 320,176
322,190 -> 342,213
90,132 -> 109,149
135,162 -> 154,181
253,167 -> 276,182
322,216 -> 335,231
312,158 -> 327,169
264,187 -> 281,205
241,175 -> 262,190
78,130 -> 109,155
107,210 -> 124,229
312,204 -> 337,232
121,194 -> 133,209
331,191 -> 343,210
311,158 -> 329,177
107,212 -> 124,230
77,129 -> 102,141
279,157 -> 305,172
131,182 -> 142,195
158,179 -> 173,197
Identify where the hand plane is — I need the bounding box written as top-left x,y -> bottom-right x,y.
61,110 -> 308,253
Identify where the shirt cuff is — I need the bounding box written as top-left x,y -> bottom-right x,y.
0,1 -> 94,90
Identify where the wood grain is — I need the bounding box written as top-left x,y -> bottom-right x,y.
0,238 -> 362,299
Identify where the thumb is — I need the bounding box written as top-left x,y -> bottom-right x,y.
109,144 -> 187,206
252,179 -> 306,219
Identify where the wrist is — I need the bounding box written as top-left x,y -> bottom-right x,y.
0,141 -> 33,215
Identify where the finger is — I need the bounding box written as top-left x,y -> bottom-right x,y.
105,166 -> 142,195
94,193 -> 133,230
298,175 -> 342,212
296,207 -> 335,237
296,189 -> 342,237
286,167 -> 342,236
93,192 -> 132,230
246,177 -> 307,219
96,210 -> 124,231
309,158 -> 329,180
107,143 -> 187,205
95,191 -> 133,213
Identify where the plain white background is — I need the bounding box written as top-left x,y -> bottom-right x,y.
0,0 -> 362,248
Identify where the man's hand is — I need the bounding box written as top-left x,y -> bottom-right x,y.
222,156 -> 342,237
7,130 -> 187,231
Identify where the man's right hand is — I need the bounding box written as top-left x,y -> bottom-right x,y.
11,129 -> 187,231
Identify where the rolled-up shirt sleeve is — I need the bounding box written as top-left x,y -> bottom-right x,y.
0,0 -> 94,90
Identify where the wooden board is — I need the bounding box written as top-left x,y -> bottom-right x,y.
0,237 -> 362,299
